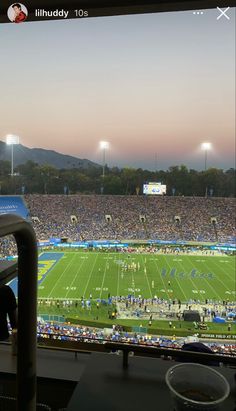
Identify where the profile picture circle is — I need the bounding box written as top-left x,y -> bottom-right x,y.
7,3 -> 28,23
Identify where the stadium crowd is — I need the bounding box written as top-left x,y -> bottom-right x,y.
35,321 -> 236,356
1,195 -> 235,258
0,235 -> 16,258
25,195 -> 235,243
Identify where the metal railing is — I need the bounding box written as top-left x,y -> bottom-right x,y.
0,214 -> 38,411
36,333 -> 236,369
104,341 -> 236,369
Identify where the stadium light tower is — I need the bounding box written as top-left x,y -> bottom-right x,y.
6,134 -> 20,176
100,141 -> 109,178
100,141 -> 109,194
201,142 -> 211,171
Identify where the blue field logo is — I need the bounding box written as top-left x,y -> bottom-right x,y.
9,252 -> 64,295
161,267 -> 214,279
38,252 -> 64,285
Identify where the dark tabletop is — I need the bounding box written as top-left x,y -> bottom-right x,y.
67,352 -> 236,411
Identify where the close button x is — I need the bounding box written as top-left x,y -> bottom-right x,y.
217,7 -> 230,20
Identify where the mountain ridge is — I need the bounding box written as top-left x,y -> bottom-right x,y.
0,140 -> 100,169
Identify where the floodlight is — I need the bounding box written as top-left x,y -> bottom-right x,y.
100,141 -> 109,149
201,142 -> 212,173
201,142 -> 211,151
6,134 -> 19,145
5,134 -> 20,177
99,141 -> 109,194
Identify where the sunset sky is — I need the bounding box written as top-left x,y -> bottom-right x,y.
0,8 -> 235,170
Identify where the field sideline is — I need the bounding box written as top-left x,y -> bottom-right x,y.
37,251 -> 236,302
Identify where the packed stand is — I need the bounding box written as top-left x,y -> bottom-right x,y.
0,236 -> 17,259
24,195 -> 235,243
35,321 -> 236,355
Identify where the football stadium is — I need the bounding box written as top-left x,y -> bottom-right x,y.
0,0 -> 235,410
1,194 -> 235,340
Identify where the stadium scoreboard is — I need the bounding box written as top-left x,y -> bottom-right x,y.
143,182 -> 166,195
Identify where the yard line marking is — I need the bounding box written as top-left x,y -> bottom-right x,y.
47,253 -> 77,298
82,254 -> 99,297
173,256 -> 201,300
122,256 -> 136,296
141,254 -> 153,298
208,257 -> 235,286
152,256 -> 171,299
99,259 -> 108,299
116,260 -> 120,297
185,256 -> 222,301
200,258 -> 233,296
131,270 -> 136,297
64,256 -> 85,299
164,255 -> 188,301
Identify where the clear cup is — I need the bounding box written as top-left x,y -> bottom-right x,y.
165,363 -> 230,411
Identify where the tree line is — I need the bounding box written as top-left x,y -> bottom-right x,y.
0,160 -> 235,197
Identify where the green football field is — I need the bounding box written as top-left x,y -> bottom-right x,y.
37,251 -> 236,302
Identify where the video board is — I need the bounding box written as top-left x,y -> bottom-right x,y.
143,183 -> 166,195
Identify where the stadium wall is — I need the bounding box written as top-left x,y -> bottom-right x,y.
37,239 -> 236,251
